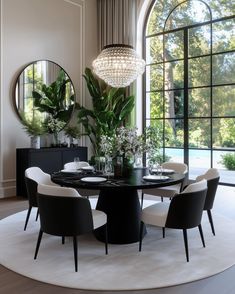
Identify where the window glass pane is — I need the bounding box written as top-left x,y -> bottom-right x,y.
189,119 -> 211,148
24,98 -> 34,114
146,64 -> 163,91
146,119 -> 164,146
213,19 -> 235,53
212,52 -> 235,85
146,92 -> 163,119
207,0 -> 235,19
189,56 -> 210,87
189,24 -> 211,57
213,86 -> 235,117
164,31 -> 184,61
146,36 -> 163,64
188,88 -> 210,117
165,90 -> 184,118
189,149 -> 210,180
213,118 -> 235,148
24,84 -> 33,99
165,1 -> 210,31
165,60 -> 184,90
165,148 -> 184,163
214,150 -> 235,184
165,119 -> 184,147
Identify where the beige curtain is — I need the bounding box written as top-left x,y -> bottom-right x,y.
97,0 -> 138,50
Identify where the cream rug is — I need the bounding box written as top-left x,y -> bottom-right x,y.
0,207 -> 235,291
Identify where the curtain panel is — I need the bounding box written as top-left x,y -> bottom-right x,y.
97,0 -> 138,50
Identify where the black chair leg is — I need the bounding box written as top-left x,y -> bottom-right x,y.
62,236 -> 65,244
24,206 -> 32,231
161,197 -> 163,202
139,221 -> 144,252
162,227 -> 165,238
198,224 -> 206,247
183,229 -> 189,262
207,210 -> 215,236
141,192 -> 144,209
34,229 -> 43,259
35,208 -> 39,221
73,236 -> 78,272
105,225 -> 108,255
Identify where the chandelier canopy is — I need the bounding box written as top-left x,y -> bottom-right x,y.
92,44 -> 146,88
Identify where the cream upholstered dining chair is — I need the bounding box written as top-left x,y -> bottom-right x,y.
139,179 -> 207,262
64,161 -> 90,170
24,167 -> 58,231
63,161 -> 99,205
141,161 -> 188,208
196,168 -> 220,235
34,184 -> 108,272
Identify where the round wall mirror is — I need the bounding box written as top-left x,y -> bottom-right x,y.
14,60 -> 75,132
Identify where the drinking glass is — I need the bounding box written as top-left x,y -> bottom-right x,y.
105,158 -> 113,179
148,160 -> 154,175
74,157 -> 80,169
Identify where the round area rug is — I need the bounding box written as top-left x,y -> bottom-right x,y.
0,207 -> 235,291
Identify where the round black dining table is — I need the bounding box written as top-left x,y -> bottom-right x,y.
51,168 -> 185,244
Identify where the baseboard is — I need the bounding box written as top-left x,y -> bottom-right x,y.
0,179 -> 16,198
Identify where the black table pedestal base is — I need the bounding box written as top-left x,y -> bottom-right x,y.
94,189 -> 146,244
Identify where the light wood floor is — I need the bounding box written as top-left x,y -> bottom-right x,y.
0,186 -> 235,294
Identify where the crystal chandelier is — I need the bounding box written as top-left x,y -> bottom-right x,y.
92,44 -> 146,88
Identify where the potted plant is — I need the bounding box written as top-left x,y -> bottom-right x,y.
64,125 -> 81,147
32,69 -> 77,146
21,113 -> 46,149
77,68 -> 135,156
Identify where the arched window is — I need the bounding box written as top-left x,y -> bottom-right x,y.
143,0 -> 235,185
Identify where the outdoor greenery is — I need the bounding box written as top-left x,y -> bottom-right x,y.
77,68 -> 135,156
221,153 -> 235,170
146,0 -> 235,164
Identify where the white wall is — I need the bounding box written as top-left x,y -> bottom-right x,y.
0,0 -> 98,198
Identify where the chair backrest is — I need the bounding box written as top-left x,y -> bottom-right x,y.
162,162 -> 188,174
196,168 -> 219,181
37,184 -> 93,236
25,177 -> 38,207
165,180 -> 207,230
25,167 -> 54,185
196,168 -> 220,210
64,161 -> 90,170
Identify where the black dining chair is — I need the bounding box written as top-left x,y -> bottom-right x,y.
34,184 -> 108,272
196,168 -> 220,235
139,179 -> 207,262
24,167 -> 58,231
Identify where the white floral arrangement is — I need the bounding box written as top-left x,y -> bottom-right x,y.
46,117 -> 66,134
100,127 -> 148,159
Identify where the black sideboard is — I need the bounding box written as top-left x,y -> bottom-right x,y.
16,147 -> 87,197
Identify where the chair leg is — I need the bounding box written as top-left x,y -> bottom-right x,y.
73,236 -> 78,272
182,229 -> 189,262
161,197 -> 163,202
35,208 -> 39,221
139,221 -> 144,252
24,206 -> 32,231
141,192 -> 144,209
198,224 -> 206,247
34,229 -> 43,259
162,227 -> 165,238
62,236 -> 65,244
207,210 -> 215,236
105,224 -> 108,255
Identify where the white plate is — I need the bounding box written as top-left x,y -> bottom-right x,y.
80,177 -> 107,183
61,169 -> 81,173
81,166 -> 94,171
152,168 -> 174,174
143,175 -> 169,181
